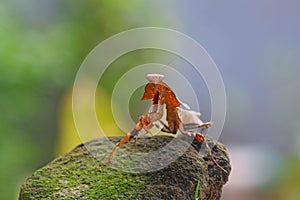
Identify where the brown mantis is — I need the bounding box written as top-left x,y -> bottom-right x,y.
106,74 -> 227,173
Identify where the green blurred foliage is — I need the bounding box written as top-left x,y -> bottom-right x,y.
262,156 -> 300,200
0,1 -> 178,199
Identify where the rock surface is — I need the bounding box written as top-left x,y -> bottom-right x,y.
19,136 -> 231,200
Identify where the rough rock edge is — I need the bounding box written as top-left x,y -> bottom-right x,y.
19,136 -> 231,200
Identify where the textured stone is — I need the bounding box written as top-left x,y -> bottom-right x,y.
19,136 -> 231,200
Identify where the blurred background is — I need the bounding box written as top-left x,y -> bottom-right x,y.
1,0 -> 300,199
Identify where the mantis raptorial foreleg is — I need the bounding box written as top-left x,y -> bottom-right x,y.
106,90 -> 166,163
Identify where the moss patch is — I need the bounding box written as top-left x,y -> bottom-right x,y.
19,136 -> 231,200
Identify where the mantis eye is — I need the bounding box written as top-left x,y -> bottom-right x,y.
146,74 -> 165,84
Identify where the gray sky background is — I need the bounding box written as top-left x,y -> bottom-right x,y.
150,0 -> 300,155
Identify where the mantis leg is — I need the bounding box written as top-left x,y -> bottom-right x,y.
158,120 -> 212,142
202,137 -> 228,174
106,122 -> 142,162
180,122 -> 213,142
181,123 -> 227,173
106,104 -> 165,163
121,136 -> 138,158
106,89 -> 165,163
158,120 -> 176,134
183,122 -> 212,131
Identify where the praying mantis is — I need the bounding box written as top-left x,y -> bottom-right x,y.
106,74 -> 227,173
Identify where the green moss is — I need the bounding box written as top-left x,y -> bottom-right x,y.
19,136 -> 231,200
20,145 -> 147,200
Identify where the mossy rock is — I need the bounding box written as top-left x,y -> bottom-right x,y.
19,136 -> 231,200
